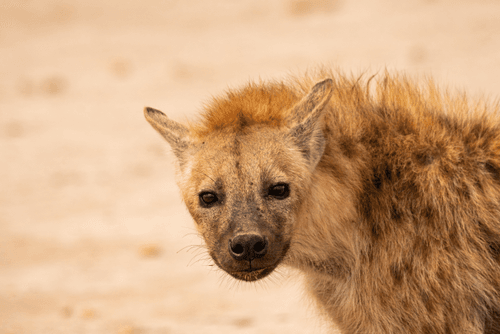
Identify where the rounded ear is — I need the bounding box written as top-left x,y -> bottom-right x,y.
287,79 -> 334,170
144,107 -> 192,166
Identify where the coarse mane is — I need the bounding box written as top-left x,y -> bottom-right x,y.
189,68 -> 499,140
190,82 -> 300,138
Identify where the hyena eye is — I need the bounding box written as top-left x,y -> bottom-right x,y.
199,192 -> 218,206
267,183 -> 290,199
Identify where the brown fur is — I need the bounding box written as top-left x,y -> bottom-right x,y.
144,68 -> 500,333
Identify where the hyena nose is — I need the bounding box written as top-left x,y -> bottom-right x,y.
229,234 -> 268,261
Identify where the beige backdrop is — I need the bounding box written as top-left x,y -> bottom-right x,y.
1,0 -> 500,333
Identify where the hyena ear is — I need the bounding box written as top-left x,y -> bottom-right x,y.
144,107 -> 192,166
287,79 -> 334,170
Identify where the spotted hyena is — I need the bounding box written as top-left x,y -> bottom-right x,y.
144,69 -> 500,333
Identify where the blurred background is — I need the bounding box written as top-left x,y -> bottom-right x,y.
1,0 -> 500,333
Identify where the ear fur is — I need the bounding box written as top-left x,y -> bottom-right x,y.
144,107 -> 192,165
287,79 -> 334,170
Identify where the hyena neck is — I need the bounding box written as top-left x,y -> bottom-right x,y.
285,144 -> 362,280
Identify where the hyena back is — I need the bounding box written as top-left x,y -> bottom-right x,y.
144,69 -> 500,334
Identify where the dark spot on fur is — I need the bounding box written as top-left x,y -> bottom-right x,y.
358,197 -> 372,223
471,162 -> 486,192
440,163 -> 455,180
371,223 -> 381,240
372,170 -> 383,190
370,163 -> 394,192
477,220 -> 500,262
391,205 -> 402,222
415,152 -> 434,166
236,111 -> 249,131
420,205 -> 440,230
403,259 -> 413,277
485,161 -> 500,183
484,306 -> 500,334
390,263 -> 403,285
384,165 -> 392,182
488,242 -> 500,261
474,178 -> 485,193
361,121 -> 386,147
358,166 -> 392,234
457,182 -> 471,201
421,206 -> 435,220
339,137 -> 357,158
372,173 -> 382,190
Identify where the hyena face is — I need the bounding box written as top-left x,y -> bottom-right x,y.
144,79 -> 333,281
178,127 -> 308,281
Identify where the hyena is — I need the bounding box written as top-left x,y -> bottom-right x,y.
144,69 -> 500,334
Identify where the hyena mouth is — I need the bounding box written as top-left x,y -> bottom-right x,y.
228,266 -> 276,282
209,252 -> 279,282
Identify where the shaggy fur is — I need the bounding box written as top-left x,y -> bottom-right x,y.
144,68 -> 500,334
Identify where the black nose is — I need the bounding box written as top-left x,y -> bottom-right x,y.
229,234 -> 268,261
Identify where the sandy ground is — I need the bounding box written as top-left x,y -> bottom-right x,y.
1,0 -> 500,333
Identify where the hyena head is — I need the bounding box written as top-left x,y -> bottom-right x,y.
144,79 -> 333,281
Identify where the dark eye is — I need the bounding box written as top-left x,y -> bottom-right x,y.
199,192 -> 218,206
267,183 -> 290,199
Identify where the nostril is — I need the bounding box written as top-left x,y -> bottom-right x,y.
231,243 -> 244,255
254,240 -> 266,254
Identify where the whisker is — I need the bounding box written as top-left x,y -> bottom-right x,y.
181,232 -> 200,238
188,254 -> 212,267
176,244 -> 205,254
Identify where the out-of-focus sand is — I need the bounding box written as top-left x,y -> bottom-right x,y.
1,0 -> 500,333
